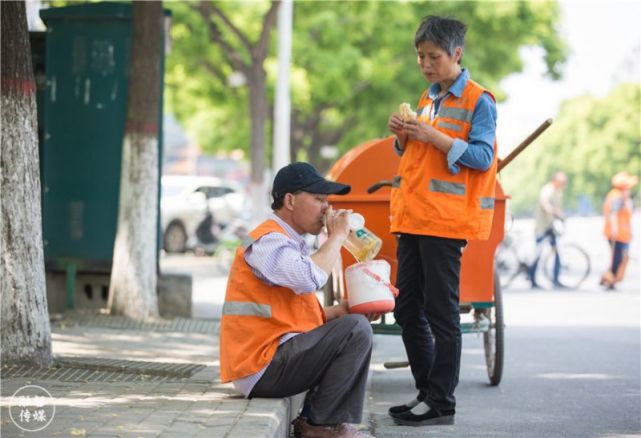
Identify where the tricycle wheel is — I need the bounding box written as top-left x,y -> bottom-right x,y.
483,270 -> 505,386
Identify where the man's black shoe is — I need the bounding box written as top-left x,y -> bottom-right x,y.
388,396 -> 423,418
392,403 -> 455,426
553,281 -> 571,290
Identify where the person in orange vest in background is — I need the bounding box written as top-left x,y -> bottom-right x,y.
600,171 -> 638,290
386,16 -> 498,427
219,162 -> 376,438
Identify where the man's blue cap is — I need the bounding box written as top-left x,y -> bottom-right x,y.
272,162 -> 351,201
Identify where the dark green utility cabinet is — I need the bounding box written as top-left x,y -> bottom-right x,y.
38,2 -> 167,273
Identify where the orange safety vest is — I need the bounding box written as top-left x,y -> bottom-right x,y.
219,219 -> 326,383
390,79 -> 497,240
603,188 -> 633,243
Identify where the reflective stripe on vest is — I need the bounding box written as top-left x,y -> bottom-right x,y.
430,179 -> 466,196
439,107 -> 474,123
241,236 -> 255,249
437,121 -> 462,132
223,301 -> 272,318
480,197 -> 495,210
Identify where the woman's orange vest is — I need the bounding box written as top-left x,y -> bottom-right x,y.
390,79 -> 497,240
603,188 -> 633,243
219,220 -> 326,383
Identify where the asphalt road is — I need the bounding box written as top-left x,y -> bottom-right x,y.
366,215 -> 640,437
366,288 -> 640,437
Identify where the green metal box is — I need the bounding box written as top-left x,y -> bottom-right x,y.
38,2 -> 167,272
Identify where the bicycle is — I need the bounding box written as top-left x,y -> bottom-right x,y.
494,233 -> 527,288
495,219 -> 591,289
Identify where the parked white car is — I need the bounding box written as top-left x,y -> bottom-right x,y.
160,175 -> 247,253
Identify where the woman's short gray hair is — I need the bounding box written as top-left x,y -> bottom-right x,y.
414,16 -> 467,62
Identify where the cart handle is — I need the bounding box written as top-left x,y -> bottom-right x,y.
367,176 -> 400,194
384,361 -> 409,369
498,119 -> 553,172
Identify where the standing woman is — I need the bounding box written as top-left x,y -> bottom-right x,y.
386,16 -> 498,426
601,171 -> 638,290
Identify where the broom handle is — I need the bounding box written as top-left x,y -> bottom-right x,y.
498,119 -> 553,172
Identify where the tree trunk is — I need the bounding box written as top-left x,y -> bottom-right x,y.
0,0 -> 53,367
193,1 -> 279,225
108,2 -> 163,320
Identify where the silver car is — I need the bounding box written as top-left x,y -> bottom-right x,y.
160,175 -> 247,253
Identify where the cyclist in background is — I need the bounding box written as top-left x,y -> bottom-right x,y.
528,171 -> 568,289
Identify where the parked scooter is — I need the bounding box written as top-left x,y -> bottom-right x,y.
194,208 -> 220,255
194,207 -> 248,257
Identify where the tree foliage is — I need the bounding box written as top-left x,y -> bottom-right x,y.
289,1 -> 567,169
166,1 -> 278,186
501,82 -> 641,216
164,1 -> 567,171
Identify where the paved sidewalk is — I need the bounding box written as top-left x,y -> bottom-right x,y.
1,311 -> 293,438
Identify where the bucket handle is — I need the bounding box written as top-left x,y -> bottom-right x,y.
362,268 -> 399,297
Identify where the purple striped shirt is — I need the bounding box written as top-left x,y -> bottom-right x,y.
232,213 -> 328,397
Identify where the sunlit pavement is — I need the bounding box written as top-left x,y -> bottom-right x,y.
1,315 -> 289,437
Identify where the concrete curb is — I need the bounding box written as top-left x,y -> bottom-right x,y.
228,392 -> 305,438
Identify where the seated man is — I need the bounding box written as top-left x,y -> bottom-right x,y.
219,162 -> 373,438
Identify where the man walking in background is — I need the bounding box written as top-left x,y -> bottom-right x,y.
528,171 -> 567,288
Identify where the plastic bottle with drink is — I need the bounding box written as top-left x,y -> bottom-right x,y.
342,213 -> 382,262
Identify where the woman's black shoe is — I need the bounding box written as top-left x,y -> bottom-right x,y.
388,396 -> 423,418
392,404 -> 455,426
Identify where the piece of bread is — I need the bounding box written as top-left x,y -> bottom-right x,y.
399,102 -> 417,122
